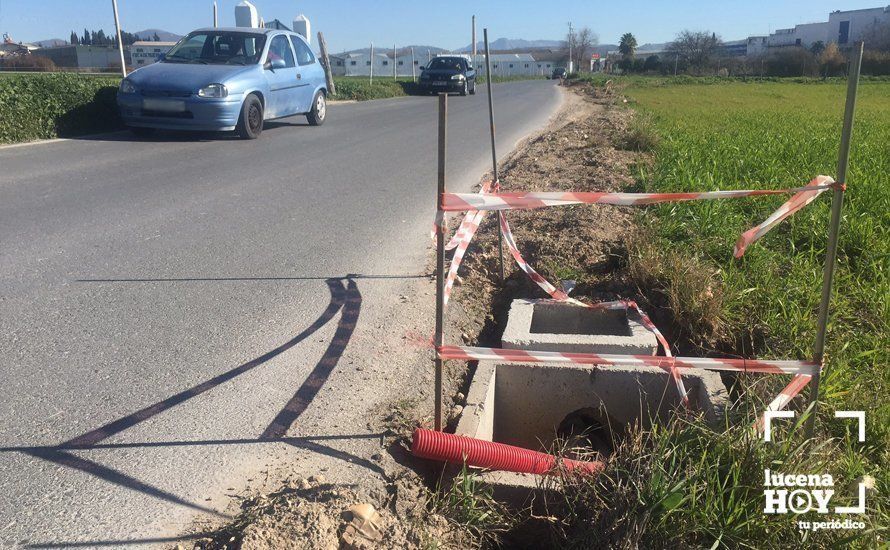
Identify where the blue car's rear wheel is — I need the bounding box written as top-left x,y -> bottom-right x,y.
307,91 -> 326,126
237,94 -> 264,139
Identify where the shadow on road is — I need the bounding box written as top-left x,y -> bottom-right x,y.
2,274 -> 399,544
76,273 -> 430,283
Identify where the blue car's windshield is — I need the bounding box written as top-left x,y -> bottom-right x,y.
165,32 -> 267,65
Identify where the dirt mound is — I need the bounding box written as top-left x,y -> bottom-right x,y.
186,475 -> 465,550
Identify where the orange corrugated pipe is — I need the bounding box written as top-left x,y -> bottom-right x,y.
412,428 -> 603,476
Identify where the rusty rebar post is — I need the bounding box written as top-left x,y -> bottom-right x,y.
483,29 -> 505,282
434,93 -> 448,431
805,42 -> 863,438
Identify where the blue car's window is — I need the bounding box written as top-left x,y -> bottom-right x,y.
291,36 -> 315,66
267,35 -> 296,68
165,32 -> 266,65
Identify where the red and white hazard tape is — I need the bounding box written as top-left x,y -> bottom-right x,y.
431,177 -> 829,419
437,345 -> 820,375
442,179 -> 837,212
432,180 -> 496,249
765,374 -> 814,412
443,208 -> 487,306
734,176 -> 835,257
499,212 -> 690,405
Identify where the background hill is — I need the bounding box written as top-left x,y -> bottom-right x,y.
132,29 -> 182,42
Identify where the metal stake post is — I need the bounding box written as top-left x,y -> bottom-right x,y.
434,93 -> 448,431
369,43 -> 374,85
213,1 -> 218,27
483,29 -> 505,282
805,42 -> 863,437
411,47 -> 416,83
394,44 -> 397,80
111,0 -> 127,77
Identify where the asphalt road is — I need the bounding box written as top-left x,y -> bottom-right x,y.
0,79 -> 562,548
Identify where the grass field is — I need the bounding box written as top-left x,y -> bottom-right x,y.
623,78 -> 889,428
581,76 -> 887,547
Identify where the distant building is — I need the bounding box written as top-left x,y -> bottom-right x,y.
746,36 -> 768,56
335,50 -> 432,77
475,53 -> 558,76
721,39 -> 748,57
129,41 -> 176,67
33,45 -> 122,69
765,5 -> 890,50
330,49 -> 562,78
328,54 -> 346,76
0,33 -> 39,58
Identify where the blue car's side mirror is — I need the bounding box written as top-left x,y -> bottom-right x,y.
264,58 -> 287,71
157,53 -> 166,62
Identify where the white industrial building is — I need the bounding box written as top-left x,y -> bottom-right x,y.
328,50 -> 561,78
129,41 -> 176,67
331,50 -> 436,77
611,4 -> 890,63
765,5 -> 890,49
474,53 -> 557,76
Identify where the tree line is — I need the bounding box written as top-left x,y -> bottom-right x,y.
68,29 -> 162,47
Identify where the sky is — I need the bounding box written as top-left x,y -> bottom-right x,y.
0,1 -> 880,50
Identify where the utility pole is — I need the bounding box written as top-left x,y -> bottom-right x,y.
369,42 -> 374,84
394,43 -> 397,80
472,15 -> 477,71
318,32 -> 336,96
111,0 -> 127,77
674,53 -> 679,76
411,47 -> 416,82
567,22 -> 574,73
213,1 -> 218,27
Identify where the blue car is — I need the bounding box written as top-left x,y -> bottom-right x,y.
117,28 -> 327,139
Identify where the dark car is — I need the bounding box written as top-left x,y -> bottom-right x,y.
419,56 -> 476,95
551,67 -> 567,79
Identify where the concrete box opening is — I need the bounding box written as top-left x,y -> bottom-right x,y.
503,299 -> 658,355
530,306 -> 631,336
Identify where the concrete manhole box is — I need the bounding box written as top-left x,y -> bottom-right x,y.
502,299 -> 659,355
456,361 -> 729,452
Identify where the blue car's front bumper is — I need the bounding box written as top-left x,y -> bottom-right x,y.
118,92 -> 244,132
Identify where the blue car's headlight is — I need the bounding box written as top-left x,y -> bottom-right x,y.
119,79 -> 137,94
198,84 -> 228,98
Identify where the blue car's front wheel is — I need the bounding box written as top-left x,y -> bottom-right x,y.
237,94 -> 264,140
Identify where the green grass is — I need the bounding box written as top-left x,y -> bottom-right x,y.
563,75 -> 887,547
545,406 -> 885,548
